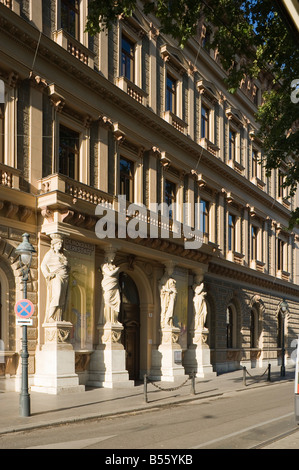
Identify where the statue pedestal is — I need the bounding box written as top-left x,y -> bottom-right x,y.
32,322 -> 85,395
151,327 -> 188,382
184,329 -> 215,378
88,323 -> 134,388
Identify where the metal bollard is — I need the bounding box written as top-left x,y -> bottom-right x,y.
191,371 -> 196,395
267,363 -> 271,382
144,374 -> 148,403
243,366 -> 246,386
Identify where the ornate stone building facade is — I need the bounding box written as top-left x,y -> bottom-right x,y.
0,0 -> 298,391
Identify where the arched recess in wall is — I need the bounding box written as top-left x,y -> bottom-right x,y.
249,295 -> 265,350
226,297 -> 242,349
0,257 -> 17,352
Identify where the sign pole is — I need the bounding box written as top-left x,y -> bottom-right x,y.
19,324 -> 30,417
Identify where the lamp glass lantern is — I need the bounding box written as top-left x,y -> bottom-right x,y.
15,233 -> 36,272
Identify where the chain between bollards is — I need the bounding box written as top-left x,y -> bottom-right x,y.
143,372 -> 196,403
243,364 -> 271,386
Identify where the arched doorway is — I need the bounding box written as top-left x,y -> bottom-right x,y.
119,272 -> 140,381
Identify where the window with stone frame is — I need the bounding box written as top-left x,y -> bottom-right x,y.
61,0 -> 80,40
59,124 -> 80,180
228,213 -> 236,252
121,34 -> 135,82
165,178 -> 177,219
166,74 -> 177,115
201,105 -> 210,140
120,156 -> 134,203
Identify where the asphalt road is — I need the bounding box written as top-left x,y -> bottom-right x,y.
0,381 -> 297,451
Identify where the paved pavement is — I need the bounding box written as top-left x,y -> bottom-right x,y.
0,365 -> 298,449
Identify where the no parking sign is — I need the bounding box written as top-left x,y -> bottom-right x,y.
15,299 -> 34,326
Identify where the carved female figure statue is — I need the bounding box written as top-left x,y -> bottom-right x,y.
41,234 -> 70,323
101,262 -> 121,325
160,277 -> 177,328
193,283 -> 208,332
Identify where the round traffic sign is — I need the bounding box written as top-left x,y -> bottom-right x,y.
14,299 -> 35,319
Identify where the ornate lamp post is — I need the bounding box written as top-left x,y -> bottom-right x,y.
15,233 -> 36,417
279,298 -> 289,378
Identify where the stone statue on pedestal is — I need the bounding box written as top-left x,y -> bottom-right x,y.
193,282 -> 208,332
41,234 -> 70,323
100,261 -> 121,325
159,276 -> 177,329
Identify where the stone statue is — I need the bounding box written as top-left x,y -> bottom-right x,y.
101,261 -> 121,325
160,276 -> 177,328
41,234 -> 70,323
193,282 -> 208,332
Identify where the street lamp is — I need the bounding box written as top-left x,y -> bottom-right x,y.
279,298 -> 289,378
15,233 -> 36,417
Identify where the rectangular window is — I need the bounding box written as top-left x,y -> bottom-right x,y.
278,170 -> 285,198
228,214 -> 235,252
0,103 -> 4,164
165,179 -> 176,218
251,226 -> 258,261
61,0 -> 80,40
201,106 -> 210,139
166,75 -> 176,114
121,35 -> 135,81
229,129 -> 236,161
120,157 -> 134,202
252,150 -> 258,178
200,199 -> 209,238
277,239 -> 284,271
59,125 -> 80,180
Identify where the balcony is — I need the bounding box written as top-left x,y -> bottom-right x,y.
0,0 -> 20,13
163,111 -> 188,135
199,137 -> 219,157
0,163 -> 21,190
228,159 -> 245,176
38,173 -> 113,208
116,77 -> 148,106
52,30 -> 95,68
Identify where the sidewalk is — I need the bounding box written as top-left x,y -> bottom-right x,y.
0,365 -> 297,448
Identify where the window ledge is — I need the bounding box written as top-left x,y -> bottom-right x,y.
277,269 -> 290,281
116,76 -> 148,106
163,110 -> 188,135
278,196 -> 291,208
0,0 -> 20,14
228,159 -> 245,175
199,137 -> 219,157
251,176 -> 265,190
0,163 -> 21,190
52,29 -> 95,68
227,250 -> 244,264
250,259 -> 265,272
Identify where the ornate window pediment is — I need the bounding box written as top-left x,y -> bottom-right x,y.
226,106 -> 244,128
197,78 -> 219,104
160,44 -> 188,75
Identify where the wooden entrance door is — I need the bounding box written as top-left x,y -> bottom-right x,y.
119,273 -> 140,381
